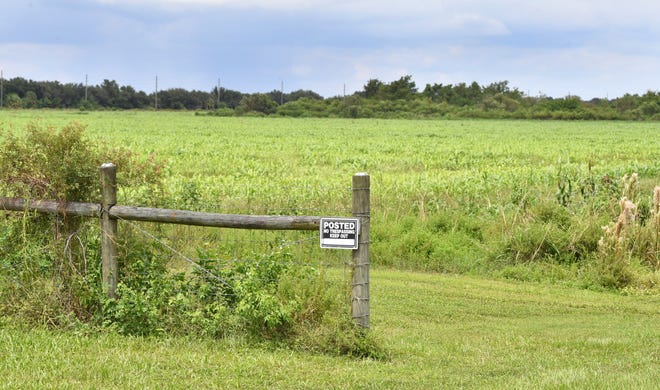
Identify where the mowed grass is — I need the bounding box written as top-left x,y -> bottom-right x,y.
1,269 -> 658,389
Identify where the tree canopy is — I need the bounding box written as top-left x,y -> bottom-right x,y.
1,75 -> 658,120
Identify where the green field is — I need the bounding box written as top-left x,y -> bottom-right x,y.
2,111 -> 660,282
1,111 -> 659,387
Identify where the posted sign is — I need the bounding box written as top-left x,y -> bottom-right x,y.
320,218 -> 360,249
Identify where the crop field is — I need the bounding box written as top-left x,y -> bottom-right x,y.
1,111 -> 659,387
3,111 -> 659,209
2,111 -> 660,278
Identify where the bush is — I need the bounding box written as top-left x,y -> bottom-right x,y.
204,107 -> 235,117
276,98 -> 329,117
0,121 -> 99,201
0,121 -> 166,203
0,121 -> 165,325
99,239 -> 384,357
236,93 -> 277,115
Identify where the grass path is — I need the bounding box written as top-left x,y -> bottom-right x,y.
1,270 -> 658,388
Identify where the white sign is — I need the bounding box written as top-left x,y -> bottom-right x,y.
320,217 -> 359,249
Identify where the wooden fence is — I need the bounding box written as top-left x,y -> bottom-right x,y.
0,163 -> 370,328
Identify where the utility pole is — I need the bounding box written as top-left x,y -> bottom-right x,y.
85,74 -> 88,101
1,69 -> 4,108
280,80 -> 284,105
155,76 -> 158,110
217,78 -> 220,107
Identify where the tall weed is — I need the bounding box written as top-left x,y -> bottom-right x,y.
595,175 -> 660,289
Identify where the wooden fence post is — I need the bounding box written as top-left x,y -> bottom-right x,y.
352,172 -> 370,328
100,163 -> 118,298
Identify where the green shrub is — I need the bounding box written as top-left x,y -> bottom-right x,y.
204,107 -> 235,117
0,121 -> 165,325
97,241 -> 383,356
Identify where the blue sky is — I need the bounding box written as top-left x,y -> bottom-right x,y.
1,0 -> 659,99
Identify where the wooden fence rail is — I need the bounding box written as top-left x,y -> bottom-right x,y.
0,197 -> 320,230
0,163 -> 370,328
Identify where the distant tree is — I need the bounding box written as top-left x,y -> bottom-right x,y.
639,91 -> 660,109
116,85 -> 150,109
422,83 -> 450,102
614,94 -> 638,113
467,81 -> 483,103
36,81 -> 63,107
265,89 -> 324,105
362,79 -> 384,98
205,97 -> 216,110
483,81 -> 510,95
4,73 -> 658,119
635,91 -> 660,118
287,89 -> 323,101
129,88 -> 151,109
636,101 -> 660,117
556,96 -> 581,111
5,77 -> 30,98
212,87 -> 243,109
92,79 -> 121,108
382,75 -> 417,100
237,93 -> 277,115
266,89 -> 286,105
158,88 -> 195,109
23,91 -> 38,108
60,83 -> 85,108
448,83 -> 473,106
5,93 -> 22,109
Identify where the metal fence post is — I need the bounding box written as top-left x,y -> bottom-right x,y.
352,172 -> 370,328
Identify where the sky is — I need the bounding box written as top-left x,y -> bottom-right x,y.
1,0 -> 659,99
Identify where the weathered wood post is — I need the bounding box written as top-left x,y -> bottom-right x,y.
100,163 -> 118,298
352,172 -> 370,328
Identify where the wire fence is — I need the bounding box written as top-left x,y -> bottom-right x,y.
115,213 -> 352,287
124,180 -> 355,275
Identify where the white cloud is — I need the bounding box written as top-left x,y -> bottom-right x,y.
460,0 -> 660,30
278,34 -> 660,98
95,0 -> 318,9
277,45 -> 473,96
2,0 -> 658,98
93,0 -> 660,24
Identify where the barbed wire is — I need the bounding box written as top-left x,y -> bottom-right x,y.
116,215 -> 235,288
115,219 -> 349,285
118,220 -> 351,287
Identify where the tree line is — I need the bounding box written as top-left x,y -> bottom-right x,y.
1,75 -> 659,120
